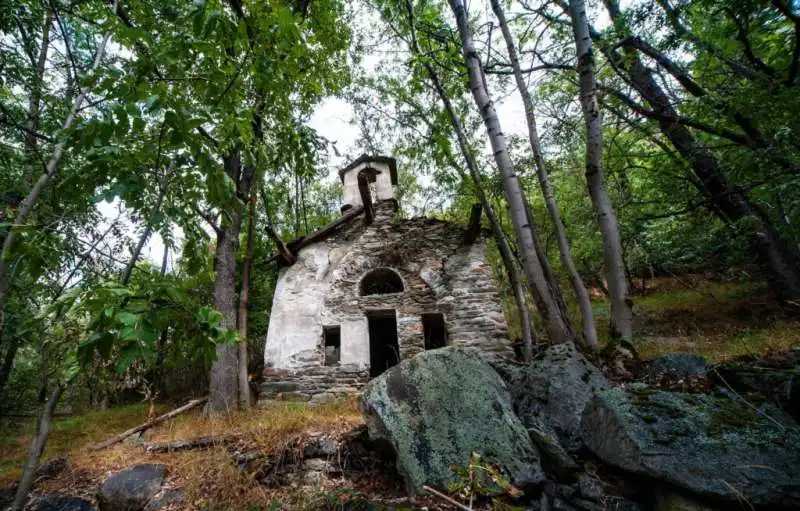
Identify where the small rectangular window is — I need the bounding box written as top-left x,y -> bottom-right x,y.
422,313 -> 447,350
323,326 -> 341,366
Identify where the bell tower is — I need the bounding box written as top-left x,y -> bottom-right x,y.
339,155 -> 398,213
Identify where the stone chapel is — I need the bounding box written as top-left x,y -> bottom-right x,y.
260,155 -> 511,404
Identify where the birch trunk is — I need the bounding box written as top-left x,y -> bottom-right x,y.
567,0 -> 633,341
448,0 -> 574,344
237,190 -> 256,409
402,0 -> 536,358
490,0 -> 597,349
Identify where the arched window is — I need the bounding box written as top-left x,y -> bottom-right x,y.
360,268 -> 404,296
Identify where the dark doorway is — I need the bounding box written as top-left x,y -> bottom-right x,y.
323,326 -> 341,366
422,313 -> 447,350
368,311 -> 400,377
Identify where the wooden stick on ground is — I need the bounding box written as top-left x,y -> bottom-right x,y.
143,433 -> 241,453
88,397 -> 208,452
422,485 -> 472,511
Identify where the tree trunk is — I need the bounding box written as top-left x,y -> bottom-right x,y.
0,6 -> 116,327
0,338 -> 20,396
22,13 -> 53,189
599,1 -> 800,302
402,0 -> 537,359
568,0 -> 633,341
237,189 -> 256,409
207,150 -> 255,416
120,161 -> 173,285
448,0 -> 574,344
491,0 -> 597,349
11,384 -> 64,511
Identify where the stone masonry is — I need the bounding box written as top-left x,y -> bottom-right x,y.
260,156 -> 511,405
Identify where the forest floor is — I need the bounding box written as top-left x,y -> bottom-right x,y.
0,277 -> 798,509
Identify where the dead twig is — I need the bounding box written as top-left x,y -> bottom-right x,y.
423,485 -> 472,510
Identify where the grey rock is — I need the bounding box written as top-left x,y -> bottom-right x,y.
581,386 -> 800,509
303,437 -> 338,458
527,422 -> 578,478
98,464 -> 166,511
576,474 -> 605,502
552,497 -> 576,511
648,353 -> 708,378
494,343 -> 609,452
568,499 -> 605,511
360,347 -> 544,494
143,489 -> 185,511
32,495 -> 96,511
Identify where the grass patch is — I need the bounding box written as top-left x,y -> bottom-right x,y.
0,398 -> 363,509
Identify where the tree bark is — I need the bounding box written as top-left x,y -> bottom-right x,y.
491,0 -> 597,349
0,2 -> 117,329
0,338 -> 20,396
567,0 -> 633,342
207,151 -> 256,415
11,384 -> 64,511
401,0 -> 537,357
22,13 -> 53,188
237,189 -> 256,409
448,0 -> 574,344
599,0 -> 800,302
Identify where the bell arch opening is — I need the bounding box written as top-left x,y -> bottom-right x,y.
360,268 -> 404,296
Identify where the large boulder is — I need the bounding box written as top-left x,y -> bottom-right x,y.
32,495 -> 96,511
493,343 -> 609,452
98,464 -> 166,511
360,347 -> 544,494
581,386 -> 800,509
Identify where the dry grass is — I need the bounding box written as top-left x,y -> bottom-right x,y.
599,279 -> 800,362
1,398 -> 364,510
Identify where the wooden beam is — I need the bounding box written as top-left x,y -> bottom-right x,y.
463,203 -> 483,244
266,225 -> 296,265
357,173 -> 374,225
88,397 -> 208,451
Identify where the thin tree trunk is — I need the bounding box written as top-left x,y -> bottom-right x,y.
598,1 -> 800,302
120,161 -> 173,285
568,0 -> 633,341
11,384 -> 64,511
22,13 -> 53,188
491,0 -> 597,349
237,189 -> 256,409
403,0 -> 536,359
0,339 -> 20,396
0,2 -> 117,325
448,0 -> 574,344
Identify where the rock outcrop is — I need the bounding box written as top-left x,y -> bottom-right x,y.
360,347 -> 544,493
98,464 -> 166,511
581,385 -> 800,509
494,342 -> 609,452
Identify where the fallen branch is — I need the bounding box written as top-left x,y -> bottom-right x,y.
143,432 -> 241,453
88,397 -> 208,452
423,485 -> 472,511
